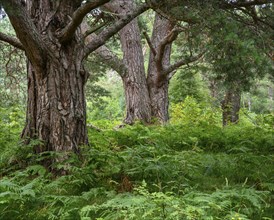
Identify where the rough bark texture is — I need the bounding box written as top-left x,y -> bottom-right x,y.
96,2 -> 202,124
102,6 -> 176,124
22,56 -> 88,153
110,0 -> 151,124
147,14 -> 174,123
221,87 -> 241,126
19,1 -> 89,153
1,0 -> 148,154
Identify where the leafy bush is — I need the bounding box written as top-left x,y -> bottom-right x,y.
0,104 -> 273,219
88,182 -> 269,220
170,96 -> 221,126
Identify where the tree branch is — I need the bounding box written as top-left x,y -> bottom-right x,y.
1,0 -> 47,71
155,27 -> 180,72
143,31 -> 156,56
163,51 -> 205,77
95,45 -> 127,77
0,32 -> 25,50
81,22 -> 127,77
235,6 -> 274,30
83,3 -> 149,58
59,0 -> 111,43
83,22 -> 107,38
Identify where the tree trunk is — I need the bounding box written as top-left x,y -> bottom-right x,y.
1,0 -> 150,158
114,0 -> 151,124
22,56 -> 88,153
95,5 -> 182,125
221,87 -> 241,126
119,12 -> 173,124
147,14 -> 174,123
147,80 -> 170,123
19,1 -> 89,153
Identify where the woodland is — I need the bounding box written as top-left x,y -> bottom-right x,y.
0,0 -> 273,219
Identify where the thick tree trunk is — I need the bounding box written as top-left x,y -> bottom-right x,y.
22,54 -> 88,153
2,0 -> 150,157
147,14 -> 174,123
20,1 -> 89,153
221,87 -> 241,126
114,0 -> 151,124
147,80 -> 170,123
122,75 -> 151,124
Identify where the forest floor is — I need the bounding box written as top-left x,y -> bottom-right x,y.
0,108 -> 273,219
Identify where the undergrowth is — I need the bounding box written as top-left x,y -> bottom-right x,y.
0,101 -> 273,219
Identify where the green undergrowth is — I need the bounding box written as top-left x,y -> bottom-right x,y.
0,104 -> 273,219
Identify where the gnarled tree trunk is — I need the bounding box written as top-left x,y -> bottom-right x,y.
22,55 -> 88,153
17,1 -> 89,153
1,0 -> 149,156
147,14 -> 174,123
119,14 -> 151,124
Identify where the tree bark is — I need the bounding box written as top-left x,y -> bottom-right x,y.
90,3 -> 202,125
22,56 -> 88,153
147,14 -> 174,123
11,1 -> 87,154
221,87 -> 241,126
96,9 -> 193,124
0,0 -> 148,155
110,0 -> 151,124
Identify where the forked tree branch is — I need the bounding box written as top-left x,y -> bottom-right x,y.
59,0 -> 111,43
83,3 -> 149,58
155,27 -> 180,72
163,51 -> 206,77
0,32 -> 25,50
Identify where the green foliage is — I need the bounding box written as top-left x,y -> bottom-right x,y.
0,102 -> 273,220
0,106 -> 24,168
169,69 -> 210,104
170,96 -> 221,125
0,18 -> 27,107
87,72 -> 125,121
243,77 -> 274,114
0,2 -> 273,219
81,181 -> 269,220
205,7 -> 273,92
